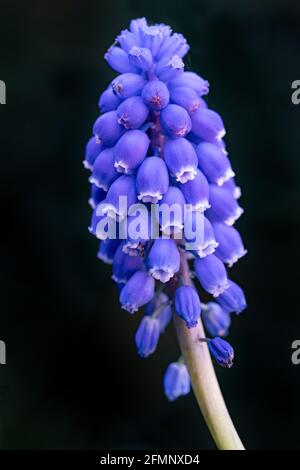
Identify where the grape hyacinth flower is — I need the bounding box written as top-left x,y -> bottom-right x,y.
84,18 -> 247,450
207,337 -> 234,368
202,302 -> 231,337
163,361 -> 191,401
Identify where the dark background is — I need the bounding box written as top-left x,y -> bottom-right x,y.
0,0 -> 300,450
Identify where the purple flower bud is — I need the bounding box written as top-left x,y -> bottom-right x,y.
117,96 -> 149,130
93,111 -> 124,146
179,170 -> 210,212
156,55 -> 184,82
136,157 -> 169,203
169,72 -> 209,96
99,175 -> 137,221
145,292 -> 172,333
196,142 -> 235,186
191,108 -> 226,143
97,239 -> 121,264
194,254 -> 229,297
164,138 -> 198,183
163,362 -> 191,401
88,184 -> 106,209
112,243 -> 144,284
120,270 -> 155,313
217,280 -> 247,314
141,80 -> 170,110
202,302 -> 231,337
158,186 -> 186,236
206,185 -> 244,226
104,46 -> 138,74
117,29 -> 139,53
147,238 -> 180,283
128,46 -> 153,71
98,88 -> 121,113
222,177 -> 242,200
156,23 -> 172,39
174,285 -> 201,328
156,33 -> 189,60
213,223 -> 247,267
184,212 -> 218,258
129,17 -> 147,38
135,316 -> 160,357
140,25 -> 164,56
83,137 -> 102,170
114,130 -> 150,174
170,86 -> 201,113
160,104 -> 192,138
111,73 -> 146,99
199,98 -> 208,109
89,147 -> 119,191
208,337 -> 234,368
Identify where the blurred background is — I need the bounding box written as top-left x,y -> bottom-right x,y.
0,0 -> 300,450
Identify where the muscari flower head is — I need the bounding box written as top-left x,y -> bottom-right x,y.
84,17 -> 247,401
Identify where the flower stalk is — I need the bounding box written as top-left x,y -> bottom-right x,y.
174,251 -> 244,450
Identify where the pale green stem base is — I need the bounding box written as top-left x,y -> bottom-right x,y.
174,251 -> 245,450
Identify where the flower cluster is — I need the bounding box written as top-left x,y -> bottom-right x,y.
84,18 -> 247,402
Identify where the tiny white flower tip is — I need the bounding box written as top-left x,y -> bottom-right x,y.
186,201 -> 211,213
175,166 -> 197,184
212,282 -> 230,297
216,169 -> 235,187
114,160 -> 132,174
149,267 -> 174,283
88,176 -> 108,191
227,249 -> 248,268
88,198 -> 96,209
234,186 -> 242,199
161,223 -> 183,237
197,240 -> 219,258
121,303 -> 139,314
225,207 -> 244,226
97,252 -> 114,264
138,191 -> 163,203
99,202 -> 126,222
83,160 -> 93,170
216,128 -> 226,141
111,274 -> 127,284
168,55 -> 184,69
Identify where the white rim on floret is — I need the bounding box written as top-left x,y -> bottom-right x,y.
88,175 -> 108,192
114,160 -> 132,174
191,240 -> 219,258
216,128 -> 226,141
99,202 -> 127,222
161,222 -> 183,237
149,267 -> 176,283
97,251 -> 114,265
226,249 -> 248,268
186,200 -> 211,213
216,168 -> 235,187
224,207 -> 244,226
211,281 -> 230,298
138,191 -> 163,203
175,166 -> 197,184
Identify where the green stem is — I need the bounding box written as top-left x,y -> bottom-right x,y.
174,251 -> 245,450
